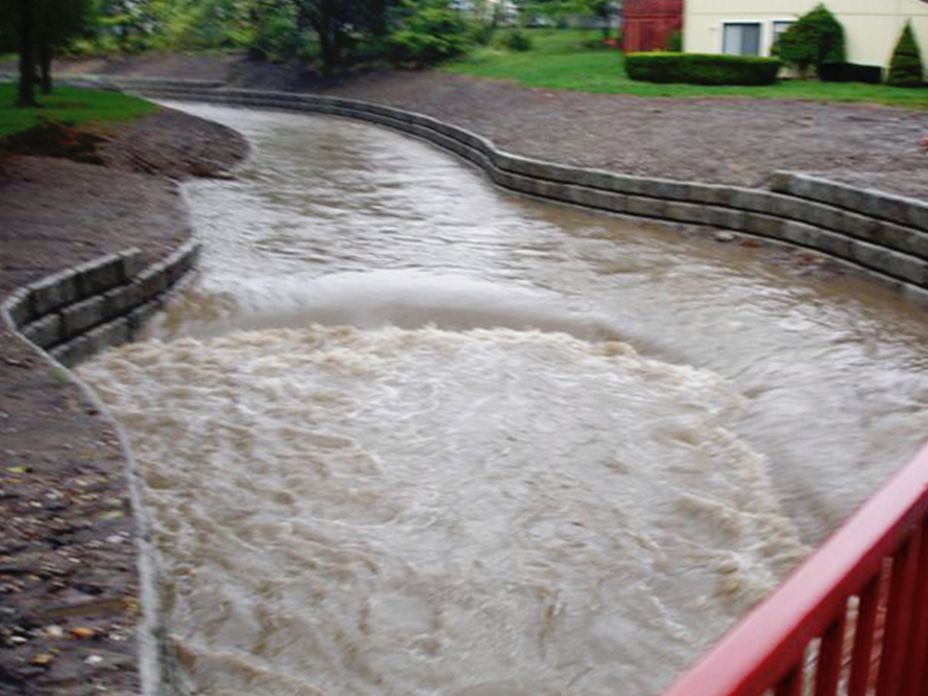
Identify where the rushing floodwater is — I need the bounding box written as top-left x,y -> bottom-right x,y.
78,104 -> 928,695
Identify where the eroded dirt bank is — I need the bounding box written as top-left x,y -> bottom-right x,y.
0,107 -> 246,694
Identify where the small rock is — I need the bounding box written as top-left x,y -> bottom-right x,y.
70,626 -> 95,640
714,231 -> 736,243
31,653 -> 54,666
45,625 -> 64,639
71,626 -> 96,640
84,654 -> 103,665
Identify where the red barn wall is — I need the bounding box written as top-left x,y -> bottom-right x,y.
622,0 -> 684,53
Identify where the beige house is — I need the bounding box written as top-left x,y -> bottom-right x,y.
684,0 -> 928,68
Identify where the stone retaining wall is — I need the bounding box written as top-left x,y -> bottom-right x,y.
1,240 -> 199,365
126,82 -> 928,305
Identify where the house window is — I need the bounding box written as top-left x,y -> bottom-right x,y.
772,20 -> 795,48
722,22 -> 762,56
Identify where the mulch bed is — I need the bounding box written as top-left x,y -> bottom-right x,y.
0,107 -> 246,695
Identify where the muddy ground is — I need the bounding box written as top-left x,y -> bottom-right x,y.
43,52 -> 928,200
0,108 -> 246,694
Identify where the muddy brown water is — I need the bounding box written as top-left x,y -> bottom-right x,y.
77,104 -> 928,695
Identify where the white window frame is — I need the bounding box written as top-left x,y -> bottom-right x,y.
719,20 -> 765,57
769,17 -> 798,56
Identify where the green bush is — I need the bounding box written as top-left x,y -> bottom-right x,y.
887,22 -> 925,88
775,4 -> 845,77
664,30 -> 682,53
502,29 -> 533,52
625,53 -> 781,86
470,22 -> 496,47
387,0 -> 472,67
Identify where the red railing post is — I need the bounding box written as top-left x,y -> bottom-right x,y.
848,573 -> 881,696
901,518 -> 928,696
877,531 -> 922,694
814,608 -> 847,696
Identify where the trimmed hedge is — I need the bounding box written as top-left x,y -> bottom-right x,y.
625,53 -> 781,86
819,62 -> 883,84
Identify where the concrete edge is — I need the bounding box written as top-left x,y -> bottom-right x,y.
770,172 -> 928,233
10,240 -> 200,365
0,240 -> 200,696
134,84 -> 928,299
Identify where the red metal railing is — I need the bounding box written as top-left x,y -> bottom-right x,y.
663,442 -> 928,696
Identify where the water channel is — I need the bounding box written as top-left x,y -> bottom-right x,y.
77,103 -> 928,695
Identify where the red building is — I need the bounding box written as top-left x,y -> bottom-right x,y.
621,0 -> 683,53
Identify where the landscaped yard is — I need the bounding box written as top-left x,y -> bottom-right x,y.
443,29 -> 928,109
0,83 -> 156,139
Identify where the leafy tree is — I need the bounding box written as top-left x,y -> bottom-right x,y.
887,21 -> 925,88
36,0 -> 93,93
775,3 -> 845,77
241,0 -> 299,60
386,0 -> 469,66
93,0 -> 160,52
291,0 -> 395,69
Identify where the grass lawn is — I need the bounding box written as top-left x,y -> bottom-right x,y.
0,82 -> 156,139
443,29 -> 928,109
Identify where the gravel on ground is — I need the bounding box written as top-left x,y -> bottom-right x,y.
0,107 -> 246,695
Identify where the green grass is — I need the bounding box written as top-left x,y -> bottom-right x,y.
444,29 -> 928,109
0,83 -> 157,139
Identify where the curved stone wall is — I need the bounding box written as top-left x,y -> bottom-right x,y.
1,240 -> 199,366
123,82 -> 928,306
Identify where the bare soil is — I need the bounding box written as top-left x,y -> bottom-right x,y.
0,107 -> 246,694
46,53 -> 928,200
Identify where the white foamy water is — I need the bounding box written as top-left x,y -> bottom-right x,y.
77,103 -> 928,694
81,327 -> 805,695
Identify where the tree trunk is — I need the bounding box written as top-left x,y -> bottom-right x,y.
17,0 -> 36,107
369,0 -> 388,37
39,38 -> 52,95
310,16 -> 342,72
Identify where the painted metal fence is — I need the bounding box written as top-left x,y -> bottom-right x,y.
663,443 -> 928,696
